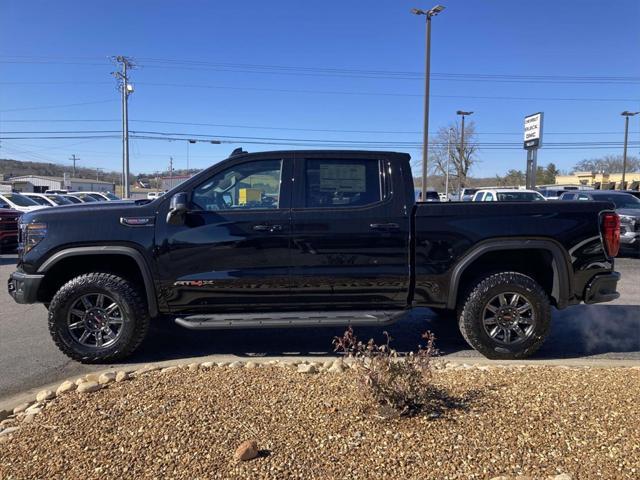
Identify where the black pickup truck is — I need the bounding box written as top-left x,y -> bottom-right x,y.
8,150 -> 622,362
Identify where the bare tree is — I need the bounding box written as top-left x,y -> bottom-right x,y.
573,154 -> 640,174
428,120 -> 479,190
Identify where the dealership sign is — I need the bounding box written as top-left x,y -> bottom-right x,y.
523,112 -> 543,149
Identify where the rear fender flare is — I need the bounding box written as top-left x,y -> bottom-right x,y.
446,238 -> 572,310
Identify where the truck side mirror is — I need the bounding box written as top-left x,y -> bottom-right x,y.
166,192 -> 189,225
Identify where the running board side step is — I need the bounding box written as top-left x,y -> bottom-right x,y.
174,310 -> 407,330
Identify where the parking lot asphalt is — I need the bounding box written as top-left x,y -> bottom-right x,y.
1,254 -> 639,409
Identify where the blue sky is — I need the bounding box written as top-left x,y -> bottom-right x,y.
1,0 -> 639,177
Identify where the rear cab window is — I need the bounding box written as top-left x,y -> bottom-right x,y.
304,158 -> 381,208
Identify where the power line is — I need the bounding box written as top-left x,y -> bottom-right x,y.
1,119 -> 639,137
0,99 -> 116,113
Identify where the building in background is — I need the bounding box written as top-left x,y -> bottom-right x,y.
161,175 -> 192,191
555,171 -> 640,191
9,175 -> 116,193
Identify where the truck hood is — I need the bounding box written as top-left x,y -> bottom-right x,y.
19,200 -> 149,224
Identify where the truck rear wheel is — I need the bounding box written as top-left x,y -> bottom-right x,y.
48,273 -> 149,363
458,272 -> 550,359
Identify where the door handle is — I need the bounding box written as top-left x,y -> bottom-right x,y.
253,224 -> 283,232
369,223 -> 400,231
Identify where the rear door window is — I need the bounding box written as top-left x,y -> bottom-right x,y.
305,159 -> 381,208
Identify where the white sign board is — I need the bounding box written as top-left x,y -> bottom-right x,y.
523,112 -> 543,149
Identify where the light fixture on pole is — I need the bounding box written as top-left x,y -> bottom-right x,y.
456,110 -> 473,197
412,4 -> 446,201
621,111 -> 639,190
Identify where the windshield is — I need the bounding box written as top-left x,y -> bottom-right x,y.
77,194 -> 98,202
496,192 -> 545,202
63,195 -> 83,204
103,192 -> 119,200
26,195 -> 52,206
87,193 -> 107,201
47,195 -> 72,205
1,193 -> 40,207
592,194 -> 640,209
541,190 -> 563,198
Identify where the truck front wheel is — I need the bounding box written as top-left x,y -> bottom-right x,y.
458,272 -> 551,359
48,273 -> 150,363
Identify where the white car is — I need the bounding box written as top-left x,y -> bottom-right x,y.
472,189 -> 546,202
75,191 -> 120,201
0,192 -> 46,213
147,191 -> 164,200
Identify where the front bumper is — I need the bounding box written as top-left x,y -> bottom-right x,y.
584,271 -> 621,304
7,270 -> 44,304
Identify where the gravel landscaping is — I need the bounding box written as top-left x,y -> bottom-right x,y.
1,362 -> 639,479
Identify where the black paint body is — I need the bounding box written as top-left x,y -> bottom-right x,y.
13,150 -> 618,316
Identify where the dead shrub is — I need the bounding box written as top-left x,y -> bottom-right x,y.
332,327 -> 439,416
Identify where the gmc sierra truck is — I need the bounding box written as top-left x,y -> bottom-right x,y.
8,150 -> 621,362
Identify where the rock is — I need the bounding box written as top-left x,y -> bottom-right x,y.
75,378 -> 86,386
24,404 -> 43,415
233,440 -> 259,461
201,361 -> 215,368
22,414 -> 35,424
217,362 -> 229,367
98,372 -> 116,385
115,371 -> 129,382
297,364 -> 318,374
245,361 -> 258,369
548,475 -> 572,480
0,419 -> 16,428
188,363 -> 199,371
328,361 -> 345,374
56,380 -> 76,395
0,426 -> 20,437
85,373 -> 100,382
0,409 -> 9,422
323,360 -> 334,370
133,364 -> 159,376
77,381 -> 101,394
35,390 -> 55,402
229,361 -> 244,369
161,366 -> 178,374
13,403 -> 30,415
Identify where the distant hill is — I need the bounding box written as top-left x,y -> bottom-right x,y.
0,158 -> 122,183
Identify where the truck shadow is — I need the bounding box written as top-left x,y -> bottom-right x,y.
130,304 -> 640,363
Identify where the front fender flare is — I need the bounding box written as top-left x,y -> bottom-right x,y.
37,246 -> 158,317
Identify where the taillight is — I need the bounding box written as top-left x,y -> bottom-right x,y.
602,212 -> 620,258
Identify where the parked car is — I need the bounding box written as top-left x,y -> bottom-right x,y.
0,192 -> 45,213
459,188 -> 480,201
72,193 -> 101,203
74,191 -> 120,202
472,189 -> 546,202
23,193 -> 73,207
147,191 -> 164,200
560,190 -> 639,254
415,190 -> 440,202
0,207 -> 21,254
60,194 -> 84,204
8,149 -> 621,363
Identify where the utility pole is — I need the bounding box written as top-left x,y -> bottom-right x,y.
169,156 -> 174,190
69,154 -> 80,177
445,127 -> 453,200
456,111 -> 473,197
412,5 -> 446,201
96,168 -> 103,182
621,111 -> 639,190
112,56 -> 136,199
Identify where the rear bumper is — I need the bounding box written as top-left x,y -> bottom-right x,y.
584,271 -> 620,304
7,270 -> 44,304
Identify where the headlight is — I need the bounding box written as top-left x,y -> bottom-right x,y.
22,222 -> 47,254
619,215 -> 635,226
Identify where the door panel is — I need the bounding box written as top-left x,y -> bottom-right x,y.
156,158 -> 293,314
289,156 -> 410,309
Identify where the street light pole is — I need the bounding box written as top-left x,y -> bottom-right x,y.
621,111 -> 639,190
412,5 -> 445,201
456,110 -> 473,198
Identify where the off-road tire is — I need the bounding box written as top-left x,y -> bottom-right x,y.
458,272 -> 551,360
48,273 -> 149,363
